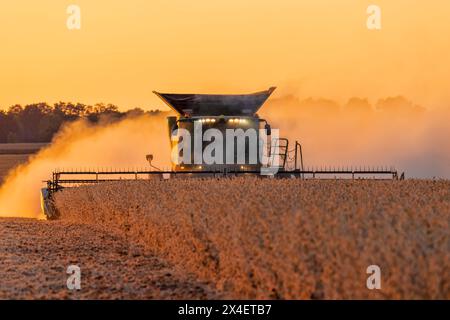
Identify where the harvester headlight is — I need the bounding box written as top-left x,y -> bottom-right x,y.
211,119 -> 216,123
198,165 -> 202,169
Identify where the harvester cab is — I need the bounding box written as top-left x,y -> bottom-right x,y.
153,87 -> 280,173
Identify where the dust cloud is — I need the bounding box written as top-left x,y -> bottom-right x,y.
260,94 -> 450,178
0,114 -> 171,219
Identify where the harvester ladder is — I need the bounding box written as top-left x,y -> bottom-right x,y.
270,138 -> 289,169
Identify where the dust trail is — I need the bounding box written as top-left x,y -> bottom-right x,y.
260,95 -> 450,178
0,114 -> 171,219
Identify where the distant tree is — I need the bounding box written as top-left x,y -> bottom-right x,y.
125,108 -> 145,117
8,104 -> 23,115
345,98 -> 373,114
0,102 -> 163,143
376,96 -> 425,114
18,103 -> 52,141
0,110 -> 7,143
38,113 -> 64,142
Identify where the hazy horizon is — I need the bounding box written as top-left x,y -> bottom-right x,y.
1,1 -> 450,110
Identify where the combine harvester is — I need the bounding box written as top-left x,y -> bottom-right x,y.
41,87 -> 402,219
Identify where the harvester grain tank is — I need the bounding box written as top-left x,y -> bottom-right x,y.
153,87 -> 277,172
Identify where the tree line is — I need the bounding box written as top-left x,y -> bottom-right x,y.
0,102 -> 161,143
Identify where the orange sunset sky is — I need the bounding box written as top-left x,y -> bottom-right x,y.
1,1 -> 450,110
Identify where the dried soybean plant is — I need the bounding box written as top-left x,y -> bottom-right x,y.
55,178 -> 450,299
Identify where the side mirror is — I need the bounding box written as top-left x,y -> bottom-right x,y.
265,123 -> 271,136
